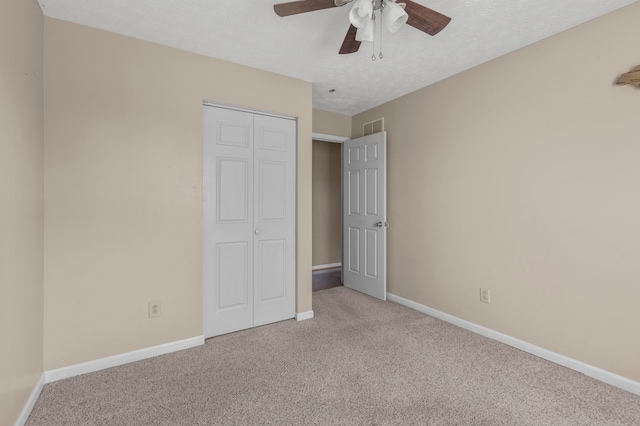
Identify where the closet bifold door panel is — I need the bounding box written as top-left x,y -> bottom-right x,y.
252,114 -> 296,327
204,106 -> 255,337
203,105 -> 296,338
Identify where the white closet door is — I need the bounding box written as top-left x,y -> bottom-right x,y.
203,105 -> 296,338
253,114 -> 296,326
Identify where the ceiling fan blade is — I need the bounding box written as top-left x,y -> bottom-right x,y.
339,24 -> 361,54
403,0 -> 451,36
274,0 -> 340,17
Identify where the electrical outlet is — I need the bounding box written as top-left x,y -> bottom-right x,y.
480,288 -> 491,304
149,301 -> 161,318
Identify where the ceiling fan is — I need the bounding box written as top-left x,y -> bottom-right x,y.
273,0 -> 451,55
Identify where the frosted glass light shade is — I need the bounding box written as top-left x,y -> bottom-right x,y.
355,17 -> 374,42
349,0 -> 373,29
383,1 -> 408,33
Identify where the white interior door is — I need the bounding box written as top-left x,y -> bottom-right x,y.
203,105 -> 296,338
342,132 -> 387,300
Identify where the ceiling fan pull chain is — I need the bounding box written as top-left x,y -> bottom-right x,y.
379,8 -> 384,60
371,8 -> 377,61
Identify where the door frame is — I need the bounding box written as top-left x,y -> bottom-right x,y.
203,101 -> 298,338
312,133 -> 349,144
312,132 -> 388,299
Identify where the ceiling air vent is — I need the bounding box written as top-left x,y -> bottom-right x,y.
363,118 -> 384,136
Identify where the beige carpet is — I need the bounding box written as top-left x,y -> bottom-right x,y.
28,287 -> 640,425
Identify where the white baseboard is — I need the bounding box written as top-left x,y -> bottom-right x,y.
14,373 -> 45,426
296,310 -> 314,321
44,335 -> 204,383
387,293 -> 640,397
312,263 -> 341,271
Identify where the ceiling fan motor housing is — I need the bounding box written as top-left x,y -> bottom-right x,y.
335,0 -> 390,10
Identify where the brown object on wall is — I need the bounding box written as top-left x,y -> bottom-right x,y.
615,65 -> 640,87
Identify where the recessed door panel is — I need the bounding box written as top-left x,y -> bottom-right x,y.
217,158 -> 248,223
259,128 -> 287,151
348,146 -> 360,164
217,242 -> 249,310
365,143 -> 378,161
349,170 -> 360,215
365,168 -> 378,216
218,122 -> 250,147
349,227 -> 360,273
257,239 -> 286,301
259,161 -> 286,221
365,229 -> 378,278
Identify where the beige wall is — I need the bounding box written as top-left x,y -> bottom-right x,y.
312,141 -> 342,266
0,0 -> 44,424
353,2 -> 640,382
312,109 -> 352,137
44,18 -> 312,370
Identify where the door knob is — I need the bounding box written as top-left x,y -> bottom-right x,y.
254,229 -> 261,235
374,222 -> 388,228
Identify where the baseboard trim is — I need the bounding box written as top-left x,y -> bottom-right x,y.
44,335 -> 205,384
296,310 -> 314,321
312,263 -> 341,271
14,372 -> 45,426
387,293 -> 640,396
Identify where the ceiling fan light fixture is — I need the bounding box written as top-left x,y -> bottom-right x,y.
382,1 -> 408,33
355,17 -> 375,42
349,0 -> 373,28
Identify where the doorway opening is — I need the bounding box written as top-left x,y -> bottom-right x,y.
311,135 -> 346,292
311,131 -> 387,300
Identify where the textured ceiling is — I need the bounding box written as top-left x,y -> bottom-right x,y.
38,0 -> 638,116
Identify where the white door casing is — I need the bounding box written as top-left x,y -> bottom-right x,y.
203,105 -> 296,338
342,132 -> 387,300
